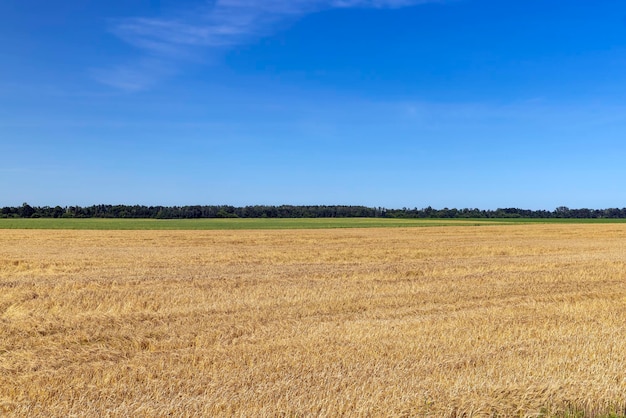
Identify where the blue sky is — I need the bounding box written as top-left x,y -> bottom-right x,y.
1,0 -> 626,209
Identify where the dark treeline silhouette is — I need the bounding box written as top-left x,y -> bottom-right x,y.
3,203 -> 626,219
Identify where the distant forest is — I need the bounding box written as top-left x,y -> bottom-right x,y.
3,203 -> 626,219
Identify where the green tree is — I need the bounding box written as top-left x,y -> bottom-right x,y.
19,203 -> 35,218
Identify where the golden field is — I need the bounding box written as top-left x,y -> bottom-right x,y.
1,224 -> 626,417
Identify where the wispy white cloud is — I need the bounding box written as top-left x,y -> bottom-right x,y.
96,0 -> 441,90
91,58 -> 175,91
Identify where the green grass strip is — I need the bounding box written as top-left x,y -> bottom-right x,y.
2,217 -> 626,230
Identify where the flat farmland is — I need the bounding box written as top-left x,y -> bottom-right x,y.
1,225 -> 626,416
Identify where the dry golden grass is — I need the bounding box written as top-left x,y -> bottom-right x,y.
1,224 -> 626,417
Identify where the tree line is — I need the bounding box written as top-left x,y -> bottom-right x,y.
3,203 -> 626,219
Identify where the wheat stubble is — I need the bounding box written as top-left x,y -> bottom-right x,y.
1,225 -> 625,416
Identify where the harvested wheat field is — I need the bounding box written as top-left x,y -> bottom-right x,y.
1,224 -> 626,417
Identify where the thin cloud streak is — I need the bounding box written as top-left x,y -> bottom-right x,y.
97,0 -> 441,90
91,58 -> 175,91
